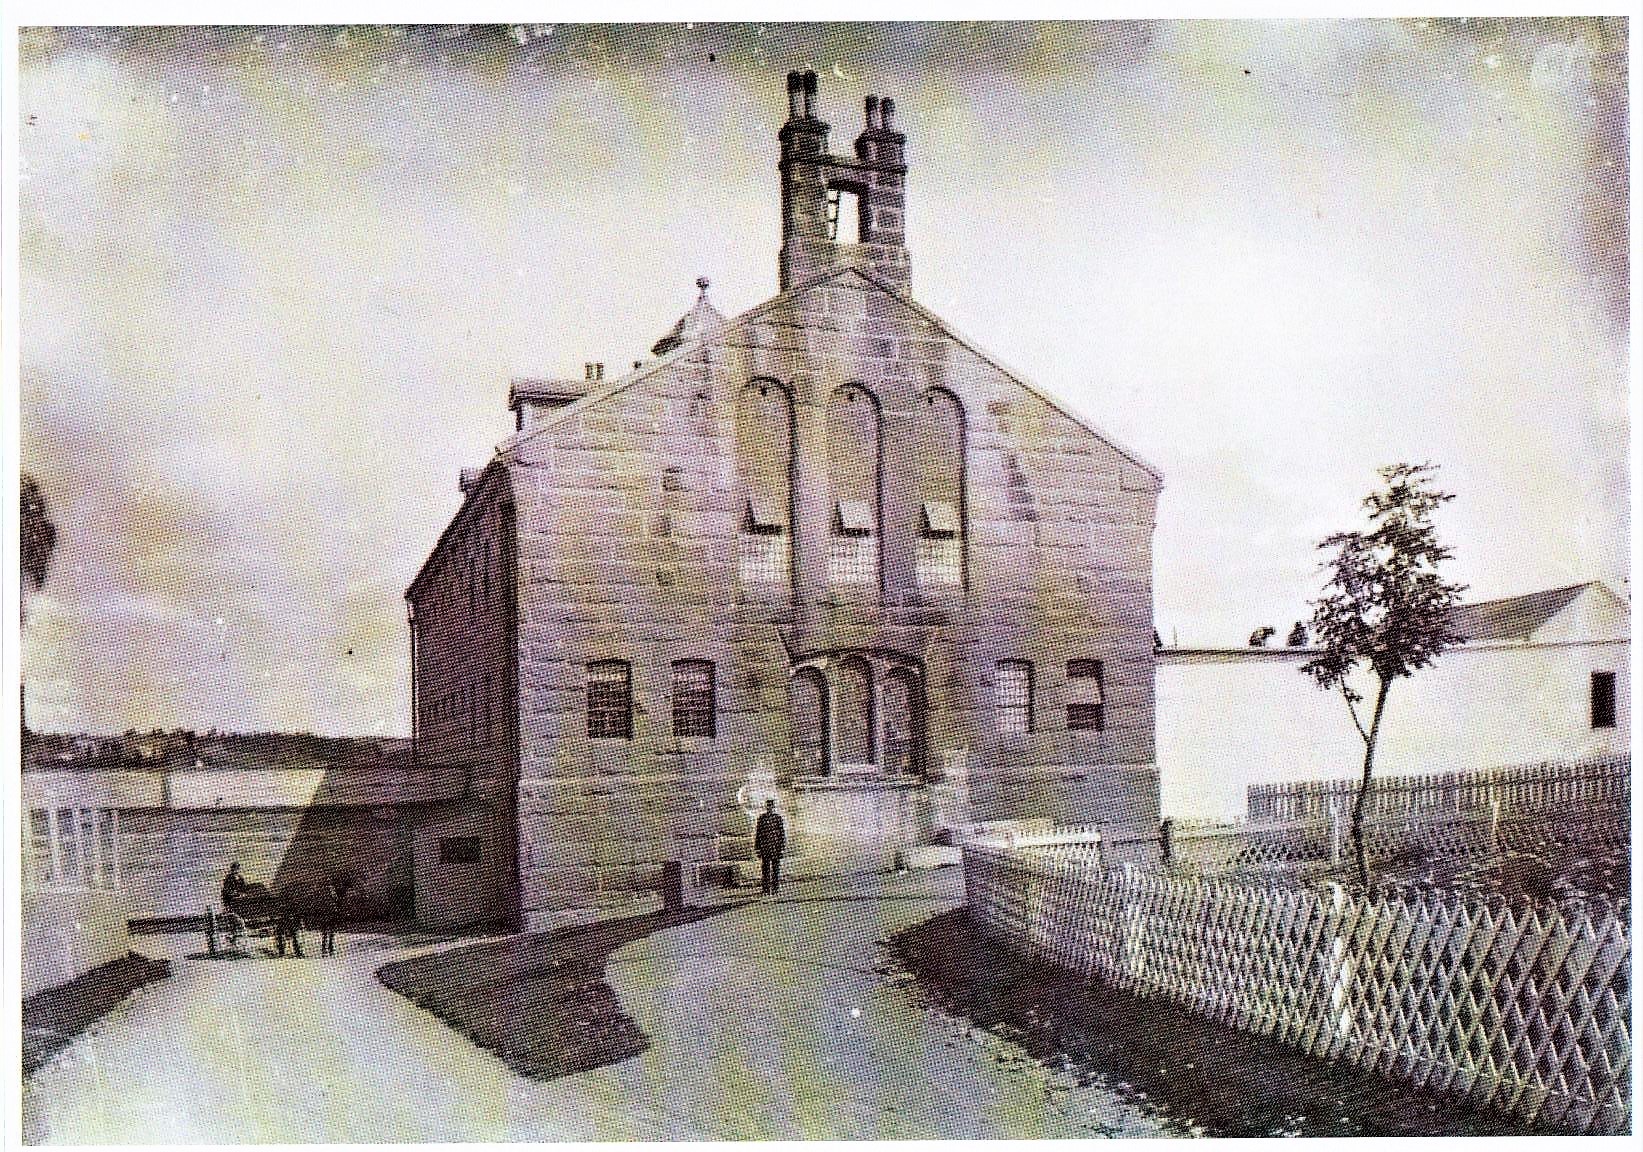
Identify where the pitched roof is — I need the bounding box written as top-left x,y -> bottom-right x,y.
497,265 -> 1163,483
1446,581 -> 1599,643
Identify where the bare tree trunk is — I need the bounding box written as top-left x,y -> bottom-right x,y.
1352,677 -> 1392,887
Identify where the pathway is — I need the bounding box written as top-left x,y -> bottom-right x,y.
23,868 -> 1170,1142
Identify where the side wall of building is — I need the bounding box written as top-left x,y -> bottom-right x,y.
406,465 -> 520,926
508,272 -> 1159,917
1156,640 -> 1631,820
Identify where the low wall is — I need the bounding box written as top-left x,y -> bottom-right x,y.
22,889 -> 130,999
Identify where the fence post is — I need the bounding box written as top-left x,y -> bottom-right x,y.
1488,794 -> 1500,855
1329,797 -> 1342,867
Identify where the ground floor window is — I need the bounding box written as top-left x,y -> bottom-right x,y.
439,836 -> 481,864
1591,671 -> 1617,729
1067,658 -> 1104,731
672,660 -> 716,738
587,660 -> 633,739
996,660 -> 1033,734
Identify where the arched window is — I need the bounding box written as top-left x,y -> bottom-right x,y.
826,385 -> 881,588
736,382 -> 793,588
791,667 -> 829,777
916,388 -> 965,589
836,655 -> 875,766
881,667 -> 924,776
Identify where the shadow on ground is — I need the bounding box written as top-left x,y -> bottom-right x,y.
377,902 -> 748,1081
889,909 -> 1540,1139
23,953 -> 171,1077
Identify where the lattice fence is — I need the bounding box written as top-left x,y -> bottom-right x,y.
963,844 -> 1632,1135
1248,755 -> 1630,823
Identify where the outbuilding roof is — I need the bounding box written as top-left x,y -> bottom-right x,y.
1446,581 -> 1605,643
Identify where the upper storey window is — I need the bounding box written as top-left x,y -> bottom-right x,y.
736,382 -> 794,590
826,385 -> 881,591
916,389 -> 966,591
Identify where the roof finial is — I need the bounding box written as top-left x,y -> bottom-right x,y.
696,276 -> 710,297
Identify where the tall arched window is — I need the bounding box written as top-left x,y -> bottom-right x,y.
826,385 -> 881,588
916,388 -> 965,589
836,655 -> 875,766
736,381 -> 794,589
791,667 -> 829,777
881,667 -> 924,776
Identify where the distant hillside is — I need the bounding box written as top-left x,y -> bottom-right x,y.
23,730 -> 415,772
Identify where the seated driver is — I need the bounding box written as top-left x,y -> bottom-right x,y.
221,861 -> 248,908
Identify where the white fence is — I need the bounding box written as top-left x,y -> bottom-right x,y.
962,843 -> 1632,1135
1247,756 -> 1630,823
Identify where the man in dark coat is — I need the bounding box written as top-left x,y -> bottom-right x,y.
754,799 -> 786,896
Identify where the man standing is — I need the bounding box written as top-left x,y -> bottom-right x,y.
754,799 -> 786,896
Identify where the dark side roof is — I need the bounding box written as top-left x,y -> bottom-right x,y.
1446,582 -> 1597,643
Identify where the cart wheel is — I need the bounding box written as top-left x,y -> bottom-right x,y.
206,906 -> 217,957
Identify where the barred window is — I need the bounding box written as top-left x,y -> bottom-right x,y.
1067,659 -> 1104,731
739,496 -> 789,586
672,660 -> 716,738
829,500 -> 877,586
916,500 -> 961,588
739,533 -> 789,584
587,661 -> 632,739
996,661 -> 1033,734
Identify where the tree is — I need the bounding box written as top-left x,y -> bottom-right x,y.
20,473 -> 56,609
1286,621 -> 1309,647
1300,463 -> 1465,886
20,474 -> 57,747
1248,625 -> 1276,647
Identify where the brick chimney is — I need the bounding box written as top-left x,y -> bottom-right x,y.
778,70 -> 910,294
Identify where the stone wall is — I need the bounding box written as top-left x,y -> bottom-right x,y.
503,266 -> 1159,916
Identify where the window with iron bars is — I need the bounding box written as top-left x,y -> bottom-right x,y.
829,534 -> 877,586
739,530 -> 789,585
672,660 -> 716,738
996,660 -> 1034,734
587,660 -> 632,739
1067,658 -> 1104,731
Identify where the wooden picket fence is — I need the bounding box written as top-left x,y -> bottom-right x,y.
963,843 -> 1632,1134
1248,755 -> 1630,823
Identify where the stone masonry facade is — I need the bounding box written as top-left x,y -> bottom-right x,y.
409,71 -> 1162,925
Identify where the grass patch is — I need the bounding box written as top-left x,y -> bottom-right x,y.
377,903 -> 743,1081
889,908 -> 1538,1138
23,953 -> 171,1076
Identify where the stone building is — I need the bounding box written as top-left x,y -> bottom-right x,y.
407,71 -> 1163,926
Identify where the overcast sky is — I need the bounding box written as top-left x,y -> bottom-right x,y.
19,20 -> 1629,735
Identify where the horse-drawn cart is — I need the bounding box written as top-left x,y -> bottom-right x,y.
206,882 -> 304,957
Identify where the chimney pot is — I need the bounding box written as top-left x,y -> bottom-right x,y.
881,97 -> 896,130
786,71 -> 802,118
802,69 -> 817,117
585,363 -> 594,381
865,95 -> 880,130
595,362 -> 605,380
